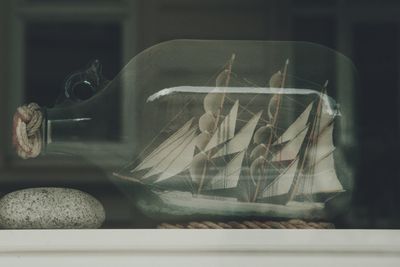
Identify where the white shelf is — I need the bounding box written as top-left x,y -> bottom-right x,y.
0,230 -> 399,266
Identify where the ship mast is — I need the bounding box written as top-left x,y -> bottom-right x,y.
286,81 -> 328,203
251,59 -> 289,202
192,54 -> 236,193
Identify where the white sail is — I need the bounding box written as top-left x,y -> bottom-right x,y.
142,128 -> 197,179
295,124 -> 342,196
204,100 -> 239,151
133,118 -> 194,172
318,107 -> 334,133
259,158 -> 300,199
297,153 -> 343,196
213,111 -> 262,158
312,153 -> 344,193
203,91 -> 225,116
307,123 -> 335,163
204,151 -> 246,190
195,132 -> 212,150
273,103 -> 313,145
271,126 -> 308,162
154,132 -> 198,183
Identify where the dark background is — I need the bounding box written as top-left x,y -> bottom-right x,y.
0,0 -> 399,228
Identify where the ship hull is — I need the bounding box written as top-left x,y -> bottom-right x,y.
136,189 -> 326,221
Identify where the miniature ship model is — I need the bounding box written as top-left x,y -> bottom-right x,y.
114,55 -> 345,220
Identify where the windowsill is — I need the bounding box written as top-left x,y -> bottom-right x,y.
0,230 -> 399,266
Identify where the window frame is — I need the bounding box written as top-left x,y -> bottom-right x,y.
0,0 -> 138,170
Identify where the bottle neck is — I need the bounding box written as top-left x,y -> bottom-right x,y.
40,103 -> 124,164
43,109 -> 97,145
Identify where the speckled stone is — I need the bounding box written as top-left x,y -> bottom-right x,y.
0,188 -> 105,229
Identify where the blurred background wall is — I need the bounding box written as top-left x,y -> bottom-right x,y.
0,0 -> 399,228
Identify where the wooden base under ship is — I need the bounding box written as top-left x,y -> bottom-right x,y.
114,55 -> 345,220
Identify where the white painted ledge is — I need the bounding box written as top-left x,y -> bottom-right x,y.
0,230 -> 399,266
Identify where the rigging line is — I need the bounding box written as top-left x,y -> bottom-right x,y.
227,89 -> 265,120
143,129 -> 197,179
218,157 -> 245,177
282,95 -> 311,110
232,79 -> 305,112
241,70 -> 325,100
208,156 -> 223,168
230,72 -> 264,88
232,71 -> 317,91
227,73 -> 270,121
303,145 -> 335,196
304,149 -> 335,173
260,157 -> 287,174
223,96 -> 268,124
231,71 -> 313,109
132,122 -> 196,172
209,150 -> 281,179
274,124 -> 309,150
210,154 -> 243,189
232,69 -> 325,103
210,94 -> 300,133
233,76 -> 329,120
206,133 -> 239,165
211,111 -> 246,148
286,73 -> 325,88
259,157 -> 298,196
212,113 -> 286,131
209,163 -> 244,190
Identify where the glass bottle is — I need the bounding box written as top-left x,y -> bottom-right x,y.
22,40 -> 357,220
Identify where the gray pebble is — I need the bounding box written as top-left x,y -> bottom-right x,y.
0,187 -> 105,229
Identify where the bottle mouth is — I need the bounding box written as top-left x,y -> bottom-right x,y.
12,103 -> 44,159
